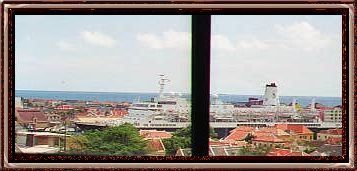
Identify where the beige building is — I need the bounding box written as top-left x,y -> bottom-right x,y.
15,109 -> 49,130
317,129 -> 342,141
15,97 -> 24,108
16,131 -> 69,149
323,106 -> 342,123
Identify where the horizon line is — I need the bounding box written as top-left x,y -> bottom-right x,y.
15,89 -> 342,98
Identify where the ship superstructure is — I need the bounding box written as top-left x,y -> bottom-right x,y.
82,79 -> 340,129
108,75 -> 190,126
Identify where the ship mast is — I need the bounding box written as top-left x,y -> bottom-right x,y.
158,74 -> 170,99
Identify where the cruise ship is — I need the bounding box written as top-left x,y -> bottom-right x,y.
105,75 -> 190,127
86,77 -> 341,130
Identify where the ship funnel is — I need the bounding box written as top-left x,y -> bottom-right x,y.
263,83 -> 279,106
311,98 -> 316,112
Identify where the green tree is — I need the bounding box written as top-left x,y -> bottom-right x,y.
210,127 -> 219,140
162,126 -> 220,156
303,146 -> 316,154
162,126 -> 191,156
236,146 -> 271,156
243,133 -> 255,144
67,123 -> 148,156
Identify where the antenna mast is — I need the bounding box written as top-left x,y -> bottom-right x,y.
158,74 -> 170,98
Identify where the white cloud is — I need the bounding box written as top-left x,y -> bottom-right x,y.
80,31 -> 116,48
212,35 -> 235,52
212,21 -> 333,54
274,21 -> 331,51
212,35 -> 271,54
136,30 -> 190,49
236,38 -> 270,50
56,40 -> 76,51
210,21 -> 340,96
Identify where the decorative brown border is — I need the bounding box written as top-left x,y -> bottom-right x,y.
1,1 -> 355,170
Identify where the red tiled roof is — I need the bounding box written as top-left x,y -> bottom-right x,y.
325,137 -> 342,145
225,126 -> 256,141
267,149 -> 310,156
260,127 -> 290,136
140,130 -> 172,139
209,140 -> 231,146
253,134 -> 286,143
319,129 -> 342,135
229,126 -> 255,133
231,141 -> 247,147
266,149 -> 291,156
110,109 -> 128,118
16,109 -> 48,123
147,139 -> 165,151
253,131 -> 271,137
209,140 -> 246,147
275,124 -> 312,134
224,130 -> 249,141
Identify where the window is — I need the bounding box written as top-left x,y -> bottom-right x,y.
5,5 -> 349,164
14,15 -> 191,156
209,14 -> 343,156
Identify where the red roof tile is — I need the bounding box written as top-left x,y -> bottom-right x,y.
325,137 -> 342,145
147,139 -> 165,151
224,130 -> 249,141
140,130 -> 172,139
260,127 -> 290,136
110,109 -> 128,118
209,140 -> 246,147
275,124 -> 312,134
267,149 -> 310,156
16,109 -> 48,123
319,129 -> 342,135
209,140 -> 231,146
229,126 -> 255,133
253,135 -> 286,143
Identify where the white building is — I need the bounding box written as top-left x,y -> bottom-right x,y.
263,83 -> 280,106
15,97 -> 24,108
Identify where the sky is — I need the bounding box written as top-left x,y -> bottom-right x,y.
15,15 -> 342,97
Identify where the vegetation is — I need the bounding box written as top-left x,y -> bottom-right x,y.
303,147 -> 317,154
162,126 -> 191,156
243,133 -> 255,144
209,127 -> 219,140
313,132 -> 317,140
236,146 -> 272,156
66,123 -> 149,156
162,126 -> 220,156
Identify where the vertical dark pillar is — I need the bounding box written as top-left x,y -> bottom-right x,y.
191,15 -> 210,156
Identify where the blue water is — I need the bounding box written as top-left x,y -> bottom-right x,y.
15,90 -> 341,107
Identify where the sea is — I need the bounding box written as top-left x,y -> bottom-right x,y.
15,90 -> 342,107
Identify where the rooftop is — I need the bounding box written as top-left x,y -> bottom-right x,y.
17,145 -> 60,154
266,149 -> 310,156
275,124 -> 312,134
224,131 -> 249,141
319,129 -> 342,135
253,134 -> 286,143
16,108 -> 48,123
140,130 -> 172,139
147,138 -> 165,152
16,131 -> 70,137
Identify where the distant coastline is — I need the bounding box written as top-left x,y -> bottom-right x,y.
15,90 -> 342,107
